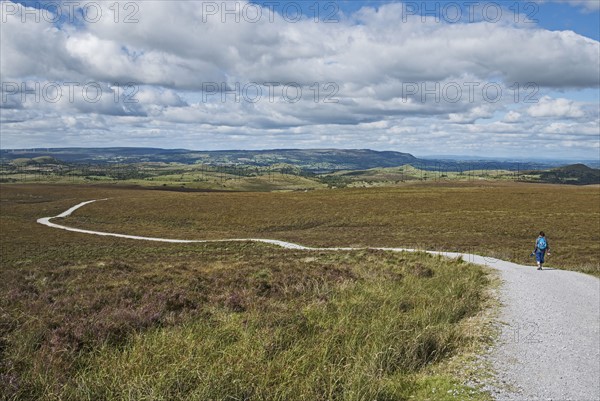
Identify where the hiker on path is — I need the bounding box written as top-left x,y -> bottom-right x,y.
534,231 -> 550,270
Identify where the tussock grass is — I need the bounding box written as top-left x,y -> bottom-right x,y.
49,253 -> 488,401
1,185 -> 493,400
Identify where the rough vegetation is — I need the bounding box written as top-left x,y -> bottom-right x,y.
0,184 -> 496,400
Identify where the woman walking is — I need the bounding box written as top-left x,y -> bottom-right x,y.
534,231 -> 550,270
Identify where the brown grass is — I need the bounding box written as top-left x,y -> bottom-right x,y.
0,184 -> 495,400
24,181 -> 599,275
1,182 -> 597,400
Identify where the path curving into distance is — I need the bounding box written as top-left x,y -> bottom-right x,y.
37,199 -> 600,401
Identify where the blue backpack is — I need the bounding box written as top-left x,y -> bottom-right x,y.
537,237 -> 547,250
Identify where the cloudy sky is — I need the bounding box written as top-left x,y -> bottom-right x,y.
1,0 -> 599,159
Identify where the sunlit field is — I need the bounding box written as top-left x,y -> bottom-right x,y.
1,182 -> 597,399
33,181 -> 600,275
1,184 -> 498,400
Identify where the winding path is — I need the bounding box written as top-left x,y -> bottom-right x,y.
37,199 -> 600,400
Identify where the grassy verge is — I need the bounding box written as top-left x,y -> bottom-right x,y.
68,251 -> 491,401
1,185 -> 494,400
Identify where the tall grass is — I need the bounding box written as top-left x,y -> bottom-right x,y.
2,183 -> 557,400
65,253 -> 488,401
0,186 -> 493,400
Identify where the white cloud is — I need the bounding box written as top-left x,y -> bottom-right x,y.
527,96 -> 585,118
1,1 -> 599,158
542,121 -> 600,136
2,2 -> 599,89
448,106 -> 495,124
503,111 -> 522,123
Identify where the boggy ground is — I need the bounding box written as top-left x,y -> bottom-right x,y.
35,181 -> 600,275
1,184 -> 499,400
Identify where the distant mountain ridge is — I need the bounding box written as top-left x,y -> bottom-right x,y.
0,148 -> 419,171
0,147 -> 591,173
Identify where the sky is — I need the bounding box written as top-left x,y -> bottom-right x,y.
1,0 -> 599,159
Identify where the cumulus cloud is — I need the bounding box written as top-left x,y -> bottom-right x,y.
448,106 -> 495,124
503,110 -> 522,123
2,1 -> 599,89
542,121 -> 600,136
0,0 -> 599,158
527,96 -> 585,118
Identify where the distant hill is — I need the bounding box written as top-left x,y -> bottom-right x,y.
0,148 -> 419,171
1,148 -> 186,164
0,147 -> 583,173
10,156 -> 64,166
201,149 -> 420,171
538,164 -> 600,185
553,163 -> 597,173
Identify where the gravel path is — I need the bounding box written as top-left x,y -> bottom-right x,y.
483,258 -> 600,401
38,199 -> 600,400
